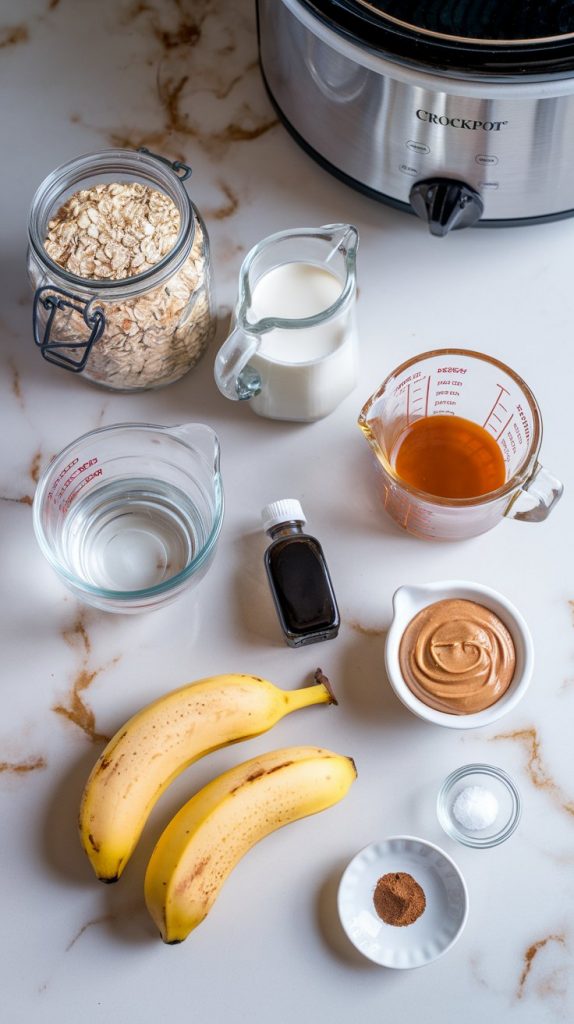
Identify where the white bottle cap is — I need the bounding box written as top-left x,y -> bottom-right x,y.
261,499 -> 306,532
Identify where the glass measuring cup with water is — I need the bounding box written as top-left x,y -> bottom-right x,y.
358,349 -> 562,541
214,223 -> 359,422
33,422 -> 223,612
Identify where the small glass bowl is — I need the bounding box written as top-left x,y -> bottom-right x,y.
437,764 -> 521,848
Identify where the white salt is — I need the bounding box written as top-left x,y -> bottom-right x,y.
453,785 -> 499,831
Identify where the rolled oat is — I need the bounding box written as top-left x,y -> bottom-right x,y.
37,181 -> 214,390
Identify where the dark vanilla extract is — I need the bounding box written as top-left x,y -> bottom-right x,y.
262,500 -> 339,648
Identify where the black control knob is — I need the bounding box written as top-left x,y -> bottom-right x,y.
409,178 -> 484,237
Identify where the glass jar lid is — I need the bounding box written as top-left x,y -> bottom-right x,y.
28,148 -> 196,299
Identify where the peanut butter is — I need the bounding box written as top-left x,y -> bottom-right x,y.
399,599 -> 516,715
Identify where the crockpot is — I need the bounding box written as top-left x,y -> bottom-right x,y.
257,0 -> 574,234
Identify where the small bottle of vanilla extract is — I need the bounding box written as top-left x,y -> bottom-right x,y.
261,499 -> 340,648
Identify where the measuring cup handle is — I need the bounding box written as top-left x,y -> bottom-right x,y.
214,325 -> 262,401
505,462 -> 564,522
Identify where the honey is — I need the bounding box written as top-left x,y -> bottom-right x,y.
391,415 -> 506,499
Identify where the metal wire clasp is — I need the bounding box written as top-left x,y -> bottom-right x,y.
137,147 -> 192,182
33,286 -> 106,373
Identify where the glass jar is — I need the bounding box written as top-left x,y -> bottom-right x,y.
27,148 -> 215,391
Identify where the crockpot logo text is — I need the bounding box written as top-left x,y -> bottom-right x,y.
416,110 -> 508,131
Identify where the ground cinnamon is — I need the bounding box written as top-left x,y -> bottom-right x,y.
373,872 -> 426,926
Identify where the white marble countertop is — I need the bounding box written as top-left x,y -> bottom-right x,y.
1,2 -> 573,1022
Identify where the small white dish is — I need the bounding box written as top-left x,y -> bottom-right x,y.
384,580 -> 534,729
338,836 -> 468,968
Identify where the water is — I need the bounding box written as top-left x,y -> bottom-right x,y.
61,478 -> 208,592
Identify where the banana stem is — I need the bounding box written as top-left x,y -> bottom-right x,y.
284,669 -> 338,712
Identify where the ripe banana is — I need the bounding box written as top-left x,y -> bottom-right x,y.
79,671 -> 336,882
144,746 -> 356,943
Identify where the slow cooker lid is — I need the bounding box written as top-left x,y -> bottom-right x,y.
301,0 -> 574,77
353,1 -> 574,45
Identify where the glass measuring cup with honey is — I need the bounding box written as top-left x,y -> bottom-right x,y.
358,349 -> 562,541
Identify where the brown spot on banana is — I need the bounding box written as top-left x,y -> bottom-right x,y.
230,761 -> 295,793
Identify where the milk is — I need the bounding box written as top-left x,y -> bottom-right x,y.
252,263 -> 345,363
248,261 -> 358,421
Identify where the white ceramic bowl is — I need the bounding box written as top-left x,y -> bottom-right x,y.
337,835 -> 468,968
384,580 -> 534,729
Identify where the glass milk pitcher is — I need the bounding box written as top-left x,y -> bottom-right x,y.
214,224 -> 359,422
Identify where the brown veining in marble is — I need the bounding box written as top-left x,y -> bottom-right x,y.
153,13 -> 202,50
0,373 -> 38,499
517,934 -> 566,999
203,61 -> 259,102
207,181 -> 239,221
213,108 -> 278,146
492,727 -> 574,817
122,0 -> 152,20
106,0 -> 277,159
107,124 -> 183,163
63,614 -> 91,655
0,756 -> 47,774
53,667 -> 110,744
109,94 -> 276,161
29,449 -> 42,484
347,620 -> 387,637
53,613 -> 117,744
158,72 -> 189,134
155,76 -> 277,148
9,358 -> 24,408
0,494 -> 33,505
65,899 -> 142,950
11,365 -> 22,401
0,25 -> 29,49
66,912 -> 115,951
121,0 -> 211,53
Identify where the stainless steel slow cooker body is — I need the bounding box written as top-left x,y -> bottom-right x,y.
258,0 -> 574,232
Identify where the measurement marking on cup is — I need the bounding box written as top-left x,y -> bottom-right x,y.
495,414 -> 514,441
406,376 -> 430,423
61,469 -> 103,514
483,384 -> 511,436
